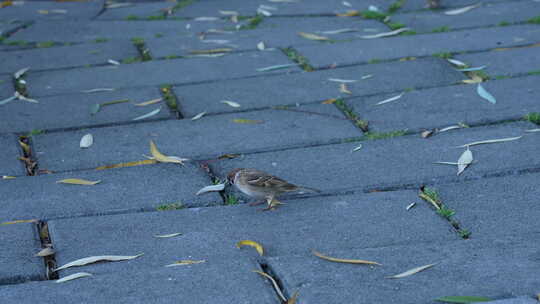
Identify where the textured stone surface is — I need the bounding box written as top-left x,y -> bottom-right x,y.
0,74 -> 12,99
295,25 -> 540,68
398,0 -> 523,12
0,0 -> 103,21
349,74 -> 540,133
31,104 -> 358,171
97,2 -> 173,20
455,47 -> 540,78
0,134 -> 25,176
0,222 -> 44,284
0,163 -> 221,222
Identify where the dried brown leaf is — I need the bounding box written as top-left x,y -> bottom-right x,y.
312,250 -> 381,265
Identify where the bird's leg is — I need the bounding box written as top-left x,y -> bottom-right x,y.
260,196 -> 284,211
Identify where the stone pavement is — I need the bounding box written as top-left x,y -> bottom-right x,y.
1,0 -> 540,303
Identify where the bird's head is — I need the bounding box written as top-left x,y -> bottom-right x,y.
226,168 -> 243,185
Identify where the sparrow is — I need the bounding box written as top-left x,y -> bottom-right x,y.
227,168 -> 320,210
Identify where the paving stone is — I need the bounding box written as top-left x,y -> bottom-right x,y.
0,74 -> 13,100
210,122 -> 538,195
349,74 -> 540,133
0,0 -> 103,21
27,51 -> 300,97
485,296 -> 540,304
267,236 -> 540,304
0,260 -> 276,304
97,2 -> 173,20
0,163 -> 221,223
31,104 -> 358,172
392,1 -> 540,33
295,24 -> 540,68
0,222 -> 44,284
175,57 -> 464,117
455,47 -> 540,78
0,19 -> 25,36
0,134 -> 25,176
435,172 -> 540,238
0,41 -> 139,74
0,87 -> 171,133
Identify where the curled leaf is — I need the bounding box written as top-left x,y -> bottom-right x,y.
14,67 -> 29,79
236,240 -> 264,256
154,233 -> 182,238
165,260 -> 205,267
196,184 -> 225,195
360,28 -> 409,39
220,100 -> 241,108
56,179 -> 101,185
458,136 -> 522,147
36,247 -> 55,257
55,254 -> 144,271
312,250 -> 381,265
80,134 -> 93,149
133,106 -> 161,121
298,32 -> 329,41
387,263 -> 436,279
56,272 -> 93,283
149,140 -> 188,165
477,84 -> 496,104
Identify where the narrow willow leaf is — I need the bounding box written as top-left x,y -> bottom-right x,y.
90,103 -> 101,115
339,83 -> 352,94
375,92 -> 404,105
57,179 -> 101,185
477,84 -> 496,104
236,240 -> 264,256
458,136 -> 522,147
189,48 -> 233,54
337,10 -> 359,17
342,1 -> 352,7
322,98 -> 337,104
95,159 -> 156,170
220,100 -> 241,107
106,2 -> 133,8
406,202 -> 416,210
56,272 -> 93,283
351,144 -> 362,152
36,247 -> 55,257
457,148 -> 473,175
361,74 -> 373,80
360,28 -> 409,39
154,233 -> 182,238
189,53 -> 225,58
421,130 -> 434,138
134,98 -> 162,106
462,75 -> 483,84
219,10 -> 238,15
444,3 -> 480,15
201,39 -> 231,44
233,119 -> 264,124
253,271 -> 287,302
0,95 -> 17,105
447,58 -> 467,67
256,63 -> 297,72
196,183 -> 226,195
257,7 -> 272,16
387,263 -> 436,279
456,65 -> 486,72
165,260 -> 205,267
2,175 -> 16,179
133,106 -> 161,121
149,140 -> 188,165
435,296 -> 492,303
80,134 -> 93,149
14,67 -> 29,79
439,125 -> 461,133
287,290 -> 299,304
107,59 -> 120,65
194,17 -> 219,21
55,254 -> 143,271
312,250 -> 381,265
15,92 -> 38,103
81,88 -> 115,93
525,128 -> 540,133
257,41 -> 265,50
191,111 -> 207,120
298,32 -> 329,41
434,161 -> 473,165
0,219 -> 37,226
328,78 -> 357,83
320,28 -> 358,35
18,140 -> 30,154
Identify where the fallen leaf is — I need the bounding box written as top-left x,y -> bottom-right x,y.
444,3 -> 480,15
435,296 -> 492,303
165,260 -> 205,267
457,148 -> 473,175
361,74 -> 373,80
80,134 -> 93,149
81,88 -> 115,93
196,183 -> 226,195
107,59 -> 120,65
257,41 -> 266,50
525,128 -> 540,133
220,100 -> 241,107
322,98 -> 337,104
56,178 -> 101,185
0,1 -> 13,8
477,84 -> 496,104
219,10 -> 238,15
233,119 -> 264,124
149,140 -> 188,165
18,140 -> 30,154
191,111 -> 207,120
14,67 -> 29,79
90,104 -> 101,115
95,159 -> 156,170
256,63 -> 297,72
55,254 -> 143,271
406,202 -> 416,210
387,263 -> 436,279
253,271 -> 287,302
312,250 -> 381,265
133,106 -> 161,121
458,136 -> 522,147
189,53 -> 225,58
218,153 -> 241,159
438,125 -> 462,133
375,92 -> 404,105
337,10 -> 359,17
351,144 -> 362,152
328,78 -> 357,83
447,58 -> 467,67
456,65 -> 487,72
189,48 -> 233,55
462,74 -> 483,84
0,95 -> 17,106
154,233 -> 182,238
342,1 -> 352,7
36,247 -> 55,257
2,175 -> 16,179
320,28 -> 358,35
339,83 -> 352,94
15,91 -> 38,103
56,272 -> 93,283
287,290 -> 299,304
421,130 -> 434,138
194,16 -> 219,21
298,32 -> 329,41
106,2 -> 133,8
134,98 -> 162,106
0,219 -> 37,226
360,28 -> 409,39
236,240 -> 264,256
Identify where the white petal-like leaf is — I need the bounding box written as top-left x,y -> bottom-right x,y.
35,247 -> 55,257
55,254 -> 144,271
447,58 -> 467,67
196,183 -> 226,195
360,28 -> 409,39
375,93 -> 404,105
191,111 -> 207,120
456,65 -> 486,72
444,3 -> 480,15
256,63 -> 297,72
194,17 -> 219,21
14,67 -> 30,79
458,136 -> 522,147
154,233 -> 182,238
328,78 -> 357,83
220,100 -> 241,108
81,88 -> 115,93
80,134 -> 93,149
0,95 -> 17,105
406,202 -> 416,210
457,148 -> 473,175
525,128 -> 540,133
387,263 -> 437,279
351,144 -> 362,152
319,28 -> 358,35
257,41 -> 266,50
56,272 -> 93,283
438,125 -> 462,133
107,59 -> 120,65
477,84 -> 496,104
132,107 -> 161,121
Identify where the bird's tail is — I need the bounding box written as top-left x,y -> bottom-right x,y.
296,186 -> 321,194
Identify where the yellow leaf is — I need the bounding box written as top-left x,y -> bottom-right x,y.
165,260 -> 206,267
288,291 -> 299,304
95,159 -> 156,170
0,1 -> 12,8
337,10 -> 359,16
312,250 -> 381,265
150,140 -> 188,165
19,140 -> 30,155
2,175 -> 16,179
56,178 -> 101,185
189,48 -> 233,54
322,98 -> 337,104
462,74 -> 483,84
134,98 -> 163,106
236,240 -> 264,256
339,83 -> 352,94
1,219 -> 37,226
232,119 -> 264,124
298,32 -> 329,41
253,271 -> 287,302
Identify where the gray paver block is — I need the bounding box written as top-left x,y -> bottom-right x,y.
399,0 -> 523,11
435,172 -> 540,238
0,19 -> 25,37
27,51 -> 300,97
267,237 -> 540,304
0,0 -> 103,20
486,296 -> 540,304
0,163 -> 221,223
0,41 -> 139,74
351,74 -> 540,133
295,24 -> 540,68
0,260 -> 277,304
0,222 -> 44,284
0,134 -> 25,176
210,122 -> 539,195
0,86 -> 171,133
97,2 -> 173,20
32,104 -> 358,172
0,74 -> 13,100
175,57 -> 464,117
455,47 -> 540,78
392,1 -> 540,33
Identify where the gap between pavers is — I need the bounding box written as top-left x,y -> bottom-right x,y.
96,2 -> 174,20
0,0 -> 104,21
26,51 -> 300,97
348,74 -> 540,133
210,122 -> 539,196
0,222 -> 45,285
0,133 -> 26,176
31,104 -> 359,172
294,24 -> 540,68
0,86 -> 171,134
267,235 -> 540,304
174,57 -> 464,117
398,0 -> 527,12
0,163 -> 221,223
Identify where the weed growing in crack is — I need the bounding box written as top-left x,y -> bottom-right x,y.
334,99 -> 369,132
525,112 -> 540,125
225,194 -> 239,205
364,130 -> 407,140
282,47 -> 314,71
156,202 -> 184,211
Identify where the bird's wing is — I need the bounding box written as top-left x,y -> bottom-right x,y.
244,170 -> 297,191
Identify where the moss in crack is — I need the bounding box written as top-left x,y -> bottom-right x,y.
364,130 -> 407,140
225,194 -> 239,205
131,37 -> 151,61
282,47 -> 313,71
528,70 -> 540,76
334,99 -> 369,132
400,30 -> 417,36
433,52 -> 452,59
27,129 -> 44,136
147,15 -> 166,20
160,84 -> 179,113
156,202 -> 184,211
36,41 -> 55,48
239,14 -> 264,30
527,16 -> 540,24
172,0 -> 195,12
525,112 -> 540,125
498,21 -> 510,26
94,38 -> 108,43
387,22 -> 405,30
126,15 -> 140,20
6,40 -> 28,46
360,10 -> 388,21
387,0 -> 405,14
432,26 -> 450,33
